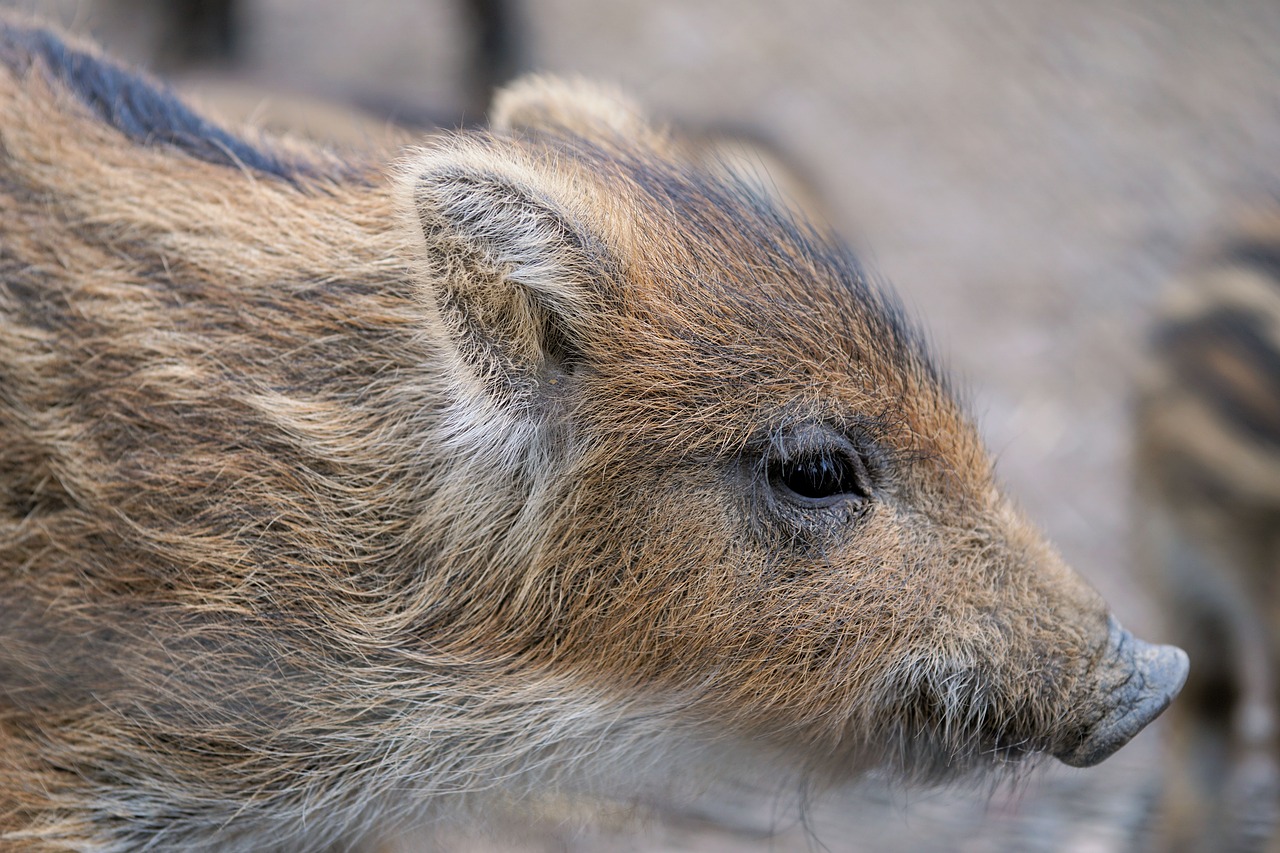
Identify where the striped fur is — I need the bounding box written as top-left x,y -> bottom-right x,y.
0,18 -> 1182,851
1138,210 -> 1280,853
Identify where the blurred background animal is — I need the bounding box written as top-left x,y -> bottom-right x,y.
1136,209 -> 1280,853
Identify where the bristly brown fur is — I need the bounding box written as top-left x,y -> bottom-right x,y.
0,19 -> 1171,852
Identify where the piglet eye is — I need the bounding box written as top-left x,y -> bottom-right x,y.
770,453 -> 870,506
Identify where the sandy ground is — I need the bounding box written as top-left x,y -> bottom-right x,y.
4,1 -> 1279,850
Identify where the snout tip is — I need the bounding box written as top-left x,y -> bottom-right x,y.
1054,625 -> 1189,769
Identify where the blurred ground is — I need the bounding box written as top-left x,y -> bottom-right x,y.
4,0 -> 1279,850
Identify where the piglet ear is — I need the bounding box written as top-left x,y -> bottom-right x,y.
490,74 -> 668,150
400,147 -> 606,409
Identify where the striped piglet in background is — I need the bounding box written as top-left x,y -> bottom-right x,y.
1137,210 -> 1280,853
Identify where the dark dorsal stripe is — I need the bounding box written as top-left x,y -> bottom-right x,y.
1155,307 -> 1280,450
0,21 -> 312,183
1218,239 -> 1280,285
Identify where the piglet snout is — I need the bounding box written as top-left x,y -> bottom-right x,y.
1054,616 -> 1189,768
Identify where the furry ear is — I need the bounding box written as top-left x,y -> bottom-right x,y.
401,147 -> 605,408
490,74 -> 666,149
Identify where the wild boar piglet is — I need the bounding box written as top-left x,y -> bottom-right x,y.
0,16 -> 1187,851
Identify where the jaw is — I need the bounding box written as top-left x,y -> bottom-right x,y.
816,616 -> 1189,783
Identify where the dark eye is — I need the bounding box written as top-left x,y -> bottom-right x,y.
769,452 -> 870,507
